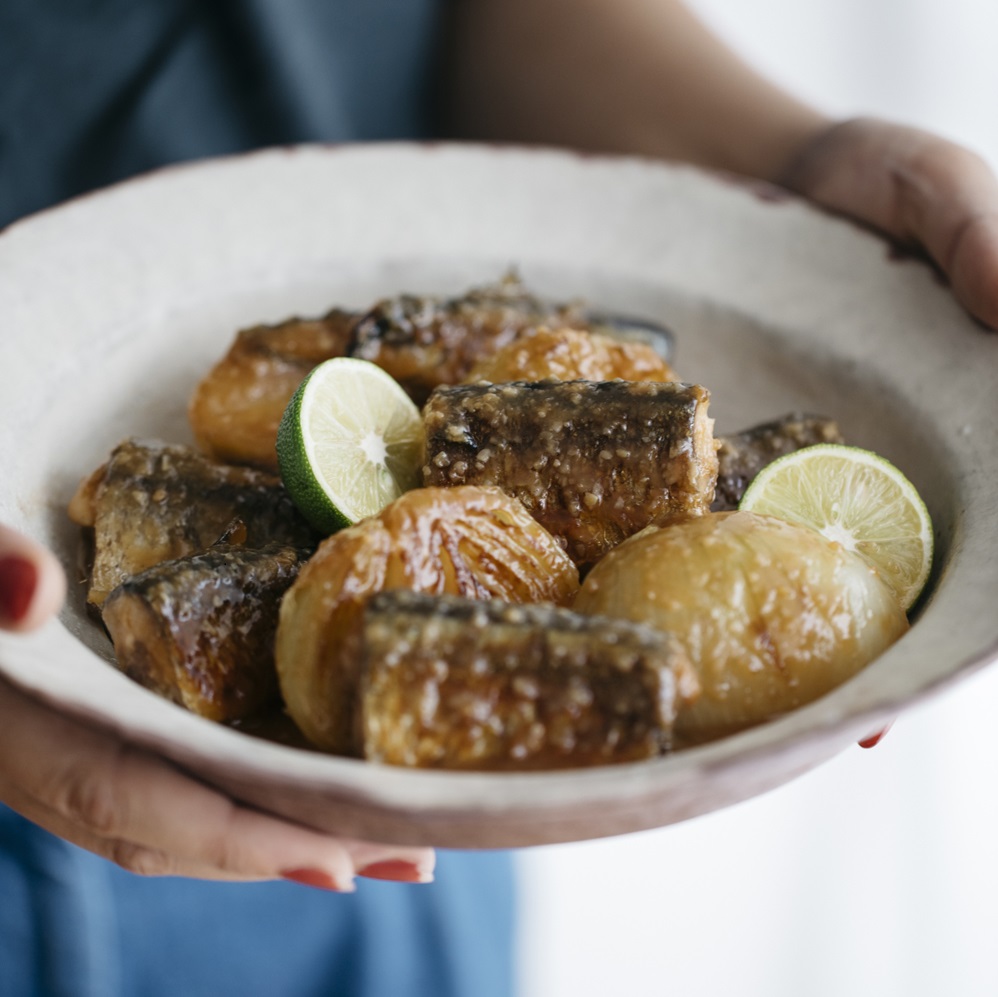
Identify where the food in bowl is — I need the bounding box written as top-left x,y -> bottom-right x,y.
69,276 -> 923,769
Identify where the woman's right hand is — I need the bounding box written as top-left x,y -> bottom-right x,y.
0,525 -> 434,889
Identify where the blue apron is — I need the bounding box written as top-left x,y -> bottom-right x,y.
0,3 -> 516,993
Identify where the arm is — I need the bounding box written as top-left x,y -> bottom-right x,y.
447,0 -> 827,179
0,526 -> 433,887
445,0 -> 998,327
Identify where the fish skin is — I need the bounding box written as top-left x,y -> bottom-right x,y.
422,379 -> 718,569
712,413 -> 845,512
70,439 -> 315,609
359,590 -> 699,770
102,543 -> 306,722
349,277 -> 591,406
276,485 -> 580,755
187,276 -> 672,470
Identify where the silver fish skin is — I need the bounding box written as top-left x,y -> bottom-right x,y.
422,379 -> 718,569
712,413 -> 844,512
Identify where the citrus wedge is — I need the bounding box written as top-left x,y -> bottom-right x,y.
277,358 -> 423,534
739,443 -> 933,611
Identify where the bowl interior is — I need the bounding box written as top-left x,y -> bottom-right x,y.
0,145 -> 994,847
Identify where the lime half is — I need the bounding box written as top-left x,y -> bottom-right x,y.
277,358 -> 423,534
739,443 -> 933,611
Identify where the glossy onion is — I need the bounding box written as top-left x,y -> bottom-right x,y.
464,326 -> 676,384
276,485 -> 580,753
574,510 -> 909,744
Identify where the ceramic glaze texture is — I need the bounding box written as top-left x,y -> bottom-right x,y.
0,145 -> 995,847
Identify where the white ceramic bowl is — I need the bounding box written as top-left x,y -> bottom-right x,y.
1,144 -> 996,847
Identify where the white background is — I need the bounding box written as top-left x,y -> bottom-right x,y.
518,3 -> 998,995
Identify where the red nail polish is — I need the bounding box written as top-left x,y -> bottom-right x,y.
0,556 -> 37,626
858,722 -> 894,749
281,868 -> 345,891
358,859 -> 428,884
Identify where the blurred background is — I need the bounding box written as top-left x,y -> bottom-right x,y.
517,2 -> 998,995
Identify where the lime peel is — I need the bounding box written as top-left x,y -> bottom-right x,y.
738,443 -> 933,611
277,358 -> 423,535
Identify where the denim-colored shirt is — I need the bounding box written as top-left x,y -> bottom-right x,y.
0,0 -> 448,227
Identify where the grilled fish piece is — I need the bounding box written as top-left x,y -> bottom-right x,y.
276,485 -> 580,755
69,439 -> 315,609
102,544 -> 305,722
422,380 -> 718,569
187,275 -> 678,470
348,275 -> 592,405
711,413 -> 844,511
464,326 -> 677,384
189,310 -> 356,470
358,590 -> 699,770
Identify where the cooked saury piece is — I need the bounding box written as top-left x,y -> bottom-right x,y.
102,544 -> 305,722
187,275 -> 677,470
276,485 -> 580,754
422,380 -> 718,569
712,413 -> 845,511
349,276 -> 593,405
464,326 -> 677,384
189,310 -> 356,471
359,590 -> 699,770
69,439 -> 315,609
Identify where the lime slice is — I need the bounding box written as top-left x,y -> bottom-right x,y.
739,443 -> 933,611
277,358 -> 423,534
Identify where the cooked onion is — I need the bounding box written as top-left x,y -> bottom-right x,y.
574,511 -> 909,743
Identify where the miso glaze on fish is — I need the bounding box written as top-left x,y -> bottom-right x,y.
349,275 -> 593,404
102,544 -> 306,722
187,274 -> 676,469
69,439 -> 315,609
422,379 -> 718,569
359,590 -> 699,770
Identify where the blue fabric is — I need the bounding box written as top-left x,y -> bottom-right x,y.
0,806 -> 516,997
0,3 -> 517,995
0,0 -> 447,228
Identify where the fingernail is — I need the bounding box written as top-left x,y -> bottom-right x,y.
281,867 -> 354,892
858,722 -> 894,749
358,859 -> 432,884
0,556 -> 37,626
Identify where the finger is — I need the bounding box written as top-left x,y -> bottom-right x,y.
0,524 -> 66,632
12,784 -> 435,887
782,117 -> 998,329
0,676 -> 434,886
891,146 -> 998,330
858,720 -> 894,749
